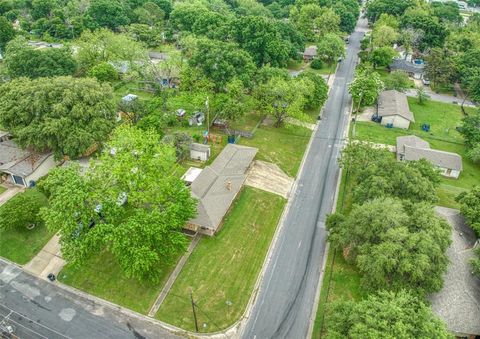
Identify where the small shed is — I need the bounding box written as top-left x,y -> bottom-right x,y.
189,112 -> 205,126
176,109 -> 186,118
122,94 -> 138,102
303,45 -> 317,62
190,143 -> 211,161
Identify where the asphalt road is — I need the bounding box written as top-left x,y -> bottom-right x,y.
241,18 -> 367,339
0,260 -> 182,339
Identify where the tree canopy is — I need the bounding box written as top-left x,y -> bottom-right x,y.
326,290 -> 452,338
39,126 -> 197,281
327,197 -> 451,294
0,76 -> 116,159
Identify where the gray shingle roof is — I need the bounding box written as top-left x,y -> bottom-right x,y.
429,207 -> 480,337
0,139 -> 52,177
189,144 -> 258,232
396,136 -> 463,171
190,143 -> 210,153
378,90 -> 415,122
389,58 -> 425,74
304,46 -> 317,57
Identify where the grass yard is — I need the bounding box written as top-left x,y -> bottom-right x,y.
308,63 -> 337,75
156,187 -> 286,332
113,81 -> 155,101
240,124 -> 312,177
59,248 -> 183,314
0,189 -> 53,264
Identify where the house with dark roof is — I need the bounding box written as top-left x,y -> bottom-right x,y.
0,133 -> 55,187
430,207 -> 480,337
375,90 -> 415,129
389,58 -> 425,79
185,144 -> 257,236
396,135 -> 463,178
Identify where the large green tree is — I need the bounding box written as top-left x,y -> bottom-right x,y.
0,15 -> 15,50
425,48 -> 457,89
189,38 -> 256,91
4,37 -> 77,78
298,70 -> 329,110
456,186 -> 480,235
327,198 -> 451,294
348,69 -> 384,112
0,190 -> 47,230
0,76 -> 116,159
39,126 -> 197,281
316,33 -> 345,66
326,290 -> 451,338
86,0 -> 130,31
232,15 -> 291,67
339,143 -> 440,204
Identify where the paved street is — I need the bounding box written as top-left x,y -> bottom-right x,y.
0,260 -> 181,339
240,18 -> 366,339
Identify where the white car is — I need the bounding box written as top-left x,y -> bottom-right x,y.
422,78 -> 430,86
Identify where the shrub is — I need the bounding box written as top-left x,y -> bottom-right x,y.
310,59 -> 323,70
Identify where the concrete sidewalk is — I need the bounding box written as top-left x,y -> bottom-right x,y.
23,234 -> 66,280
0,186 -> 23,206
148,234 -> 201,317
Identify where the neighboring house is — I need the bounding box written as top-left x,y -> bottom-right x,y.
389,58 -> 425,79
27,41 -> 63,50
0,135 -> 55,187
186,144 -> 258,236
303,46 -> 317,62
429,207 -> 480,337
396,135 -> 463,178
148,51 -> 169,63
190,143 -> 210,162
374,90 -> 415,129
393,44 -> 412,62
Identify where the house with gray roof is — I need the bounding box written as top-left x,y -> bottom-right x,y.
389,58 -> 425,79
303,45 -> 317,62
430,207 -> 480,337
397,135 -> 463,178
185,144 -> 257,236
375,90 -> 415,129
0,134 -> 55,187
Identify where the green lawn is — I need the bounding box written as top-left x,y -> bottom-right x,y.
240,124 -> 312,177
59,248 -> 182,314
0,189 -> 53,264
113,81 -> 155,101
308,63 -> 337,75
156,188 -> 286,332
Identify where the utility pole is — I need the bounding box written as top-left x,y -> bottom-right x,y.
190,289 -> 199,332
206,96 -> 210,134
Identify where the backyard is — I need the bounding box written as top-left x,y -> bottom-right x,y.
156,187 -> 286,332
0,189 -> 53,265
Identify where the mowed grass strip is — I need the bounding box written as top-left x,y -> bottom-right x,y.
0,188 -> 53,265
58,248 -> 182,314
240,125 -> 312,177
156,187 -> 286,332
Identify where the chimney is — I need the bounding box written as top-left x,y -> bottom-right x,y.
226,180 -> 232,191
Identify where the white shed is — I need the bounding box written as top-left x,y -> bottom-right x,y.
190,143 -> 211,162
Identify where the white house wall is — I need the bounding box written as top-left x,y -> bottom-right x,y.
381,115 -> 411,129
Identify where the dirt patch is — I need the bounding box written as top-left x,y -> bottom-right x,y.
356,106 -> 375,122
245,160 -> 294,198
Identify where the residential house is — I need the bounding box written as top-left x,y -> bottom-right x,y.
185,144 -> 258,236
0,134 -> 55,187
374,90 -> 415,129
303,46 -> 317,62
429,207 -> 480,337
393,44 -> 412,62
396,135 -> 463,178
389,58 -> 425,79
190,143 -> 210,162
